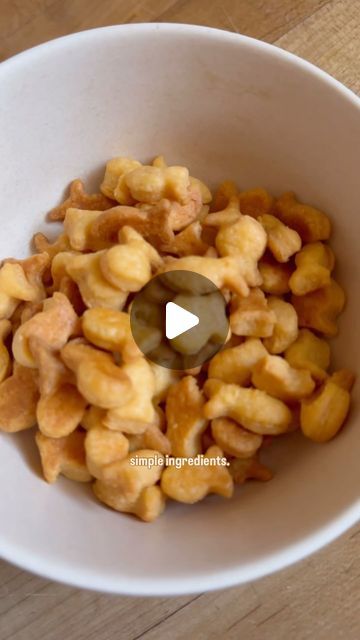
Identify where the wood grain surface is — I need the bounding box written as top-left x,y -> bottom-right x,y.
1,1 -> 359,639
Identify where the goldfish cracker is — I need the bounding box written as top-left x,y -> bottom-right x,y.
100,157 -> 142,202
300,370 -> 355,442
89,203 -> 175,249
13,292 -> 79,368
142,423 -> 171,455
252,354 -> 315,402
165,376 -> 208,457
161,445 -> 233,504
292,279 -> 345,337
60,340 -> 96,368
36,429 -> 91,483
162,221 -> 209,256
104,357 -> 156,432
0,363 -> 39,432
204,195 -> 242,227
100,449 -> 164,501
61,340 -> 133,409
0,262 -> 42,302
263,297 -> 298,354
85,427 -> 129,479
204,379 -> 292,435
289,242 -> 335,295
93,483 -> 166,522
211,417 -> 263,458
208,338 -> 268,385
239,187 -> 274,218
37,383 -> 87,438
125,165 -> 191,205
215,215 -> 267,287
127,422 -> 171,456
29,338 -> 74,396
48,178 -> 113,222
65,251 -> 128,310
229,456 -> 273,483
331,369 -> 355,391
82,308 -> 140,361
5,253 -> 50,301
212,181 -> 239,211
259,214 -> 301,262
284,329 -> 330,381
258,254 -> 292,295
152,162 -> 208,212
274,191 -> 331,242
161,255 -> 249,297
32,232 -> 71,260
76,354 -> 133,410
64,208 -> 106,251
139,189 -> 203,232
230,288 -> 276,338
99,226 -> 162,292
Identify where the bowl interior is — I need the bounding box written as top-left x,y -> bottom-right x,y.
0,24 -> 359,595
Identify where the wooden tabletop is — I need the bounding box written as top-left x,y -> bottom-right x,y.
1,1 -> 360,639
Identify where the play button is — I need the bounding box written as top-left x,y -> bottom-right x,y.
130,271 -> 229,370
165,302 -> 199,339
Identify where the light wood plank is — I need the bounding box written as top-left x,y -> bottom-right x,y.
0,561 -> 196,640
1,524 -> 359,639
122,525 -> 360,640
276,0 -> 360,94
0,0 -> 330,60
158,0 -> 331,42
0,0 -> 179,61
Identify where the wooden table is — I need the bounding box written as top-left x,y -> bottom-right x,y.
1,2 -> 359,638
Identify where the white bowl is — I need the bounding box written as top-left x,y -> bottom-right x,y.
0,24 -> 359,596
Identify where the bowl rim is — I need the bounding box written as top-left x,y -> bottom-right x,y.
1,21 -> 360,110
0,22 -> 359,596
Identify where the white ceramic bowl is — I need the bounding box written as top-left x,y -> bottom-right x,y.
0,24 -> 359,596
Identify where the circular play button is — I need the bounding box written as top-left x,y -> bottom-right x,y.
130,271 -> 229,370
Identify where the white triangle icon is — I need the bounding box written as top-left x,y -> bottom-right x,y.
165,302 -> 199,340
